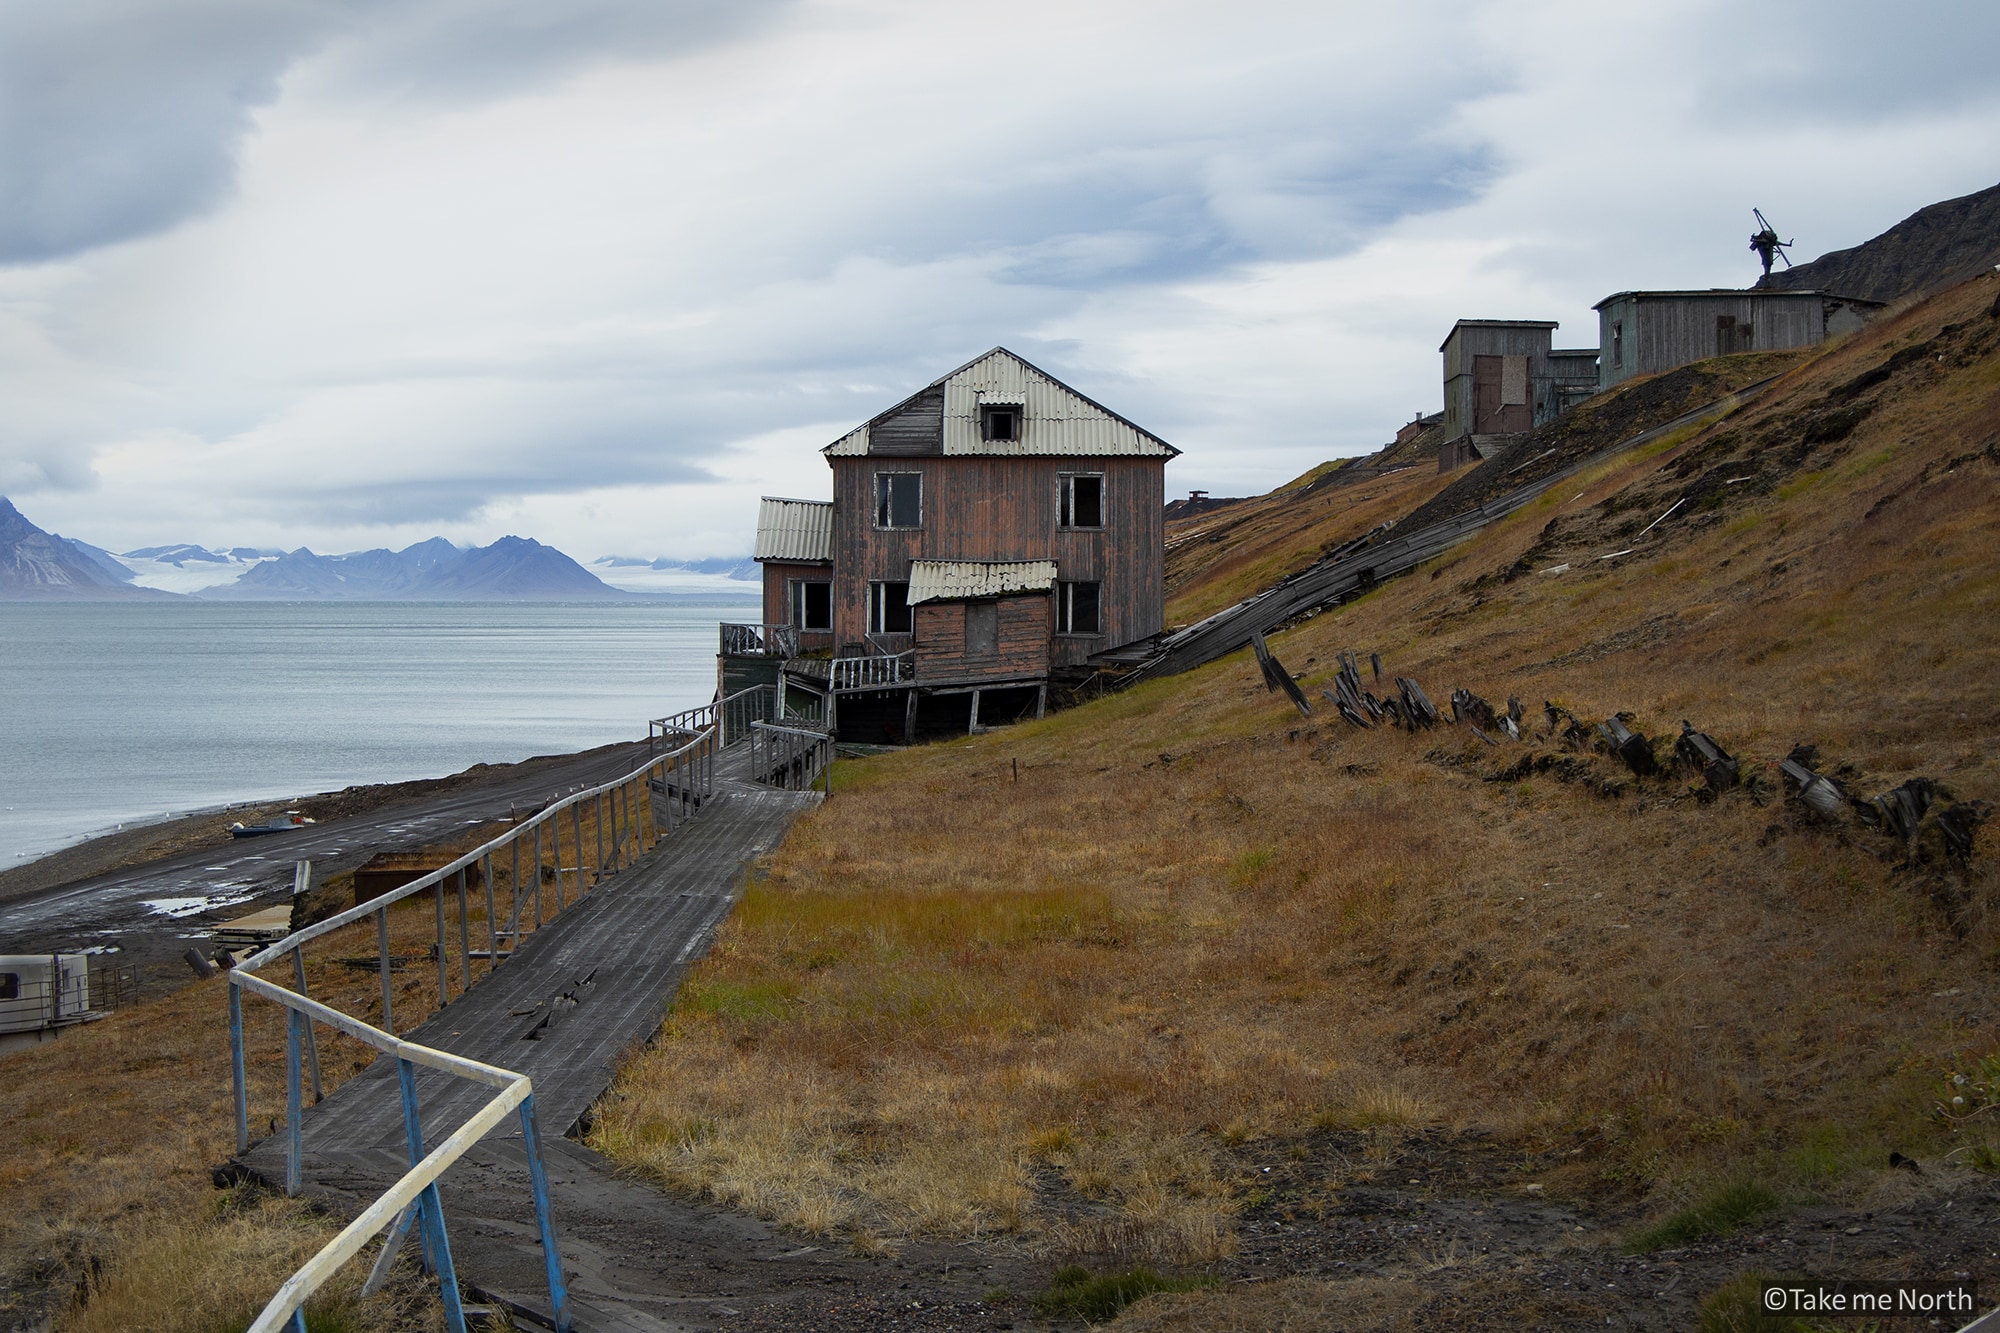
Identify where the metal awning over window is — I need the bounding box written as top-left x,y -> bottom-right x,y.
906,559 -> 1057,605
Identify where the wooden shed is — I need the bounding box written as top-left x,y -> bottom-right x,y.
1437,320 -> 1600,471
1594,289 -> 1883,391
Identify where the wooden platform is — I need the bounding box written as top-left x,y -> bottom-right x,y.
240,745 -> 825,1328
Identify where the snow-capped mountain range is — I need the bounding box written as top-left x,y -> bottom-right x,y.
0,497 -> 756,602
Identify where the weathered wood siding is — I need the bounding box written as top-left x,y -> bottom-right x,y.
1440,323 -> 1555,439
1597,292 -> 1827,390
869,387 -> 945,456
829,455 -> 1165,668
913,595 -> 1051,684
760,560 -> 829,627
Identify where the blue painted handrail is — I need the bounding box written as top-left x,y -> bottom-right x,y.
218,690 -> 773,1331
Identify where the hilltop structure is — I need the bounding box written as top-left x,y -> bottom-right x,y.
1436,320 -> 1598,471
1593,288 -> 1881,391
725,348 -> 1176,740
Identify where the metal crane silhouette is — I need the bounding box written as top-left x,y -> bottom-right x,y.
1750,208 -> 1793,278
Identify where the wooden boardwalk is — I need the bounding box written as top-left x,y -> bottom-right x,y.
241,746 -> 828,1329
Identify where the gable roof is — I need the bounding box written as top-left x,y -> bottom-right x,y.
753,497 -> 833,562
824,347 -> 1178,459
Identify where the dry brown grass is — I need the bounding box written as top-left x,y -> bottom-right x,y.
0,795 -> 647,1327
595,275 -> 2000,1279
1165,466 -> 1450,625
1109,1275 -> 1431,1332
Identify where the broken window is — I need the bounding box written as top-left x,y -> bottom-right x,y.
875,473 -> 921,528
1059,474 -> 1103,528
0,973 -> 16,1000
1057,581 -> 1100,635
790,580 -> 832,631
869,581 -> 912,634
964,601 -> 998,656
1612,321 -> 1624,368
980,404 -> 1021,442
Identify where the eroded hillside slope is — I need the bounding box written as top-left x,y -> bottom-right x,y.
593,274 -> 2000,1331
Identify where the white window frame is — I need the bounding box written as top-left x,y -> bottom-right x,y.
1058,472 -> 1104,529
868,580 -> 912,634
789,579 -> 832,631
1056,580 -> 1101,636
874,472 -> 922,529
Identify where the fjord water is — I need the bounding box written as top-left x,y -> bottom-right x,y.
0,601 -> 755,868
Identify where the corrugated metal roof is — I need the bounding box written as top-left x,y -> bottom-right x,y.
824,424 -> 869,457
906,559 -> 1057,604
753,497 -> 833,562
821,347 -> 1177,459
942,349 -> 1175,457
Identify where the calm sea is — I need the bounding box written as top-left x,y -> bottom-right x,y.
0,601 -> 755,867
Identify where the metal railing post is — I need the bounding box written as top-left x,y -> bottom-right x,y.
378,907 -> 393,1032
483,854 -> 498,964
230,978 -> 249,1153
397,1059 -> 438,1275
397,1059 -> 467,1332
517,1094 -> 573,1333
434,871 -> 449,1005
571,802 -> 584,896
291,949 -> 323,1103
286,1008 -> 304,1197
457,869 -> 472,991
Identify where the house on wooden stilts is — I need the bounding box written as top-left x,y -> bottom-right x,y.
718,347 -> 1177,743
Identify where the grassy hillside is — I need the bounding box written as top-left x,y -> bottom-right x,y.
594,274 -> 2000,1326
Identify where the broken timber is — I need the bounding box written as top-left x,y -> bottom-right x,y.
1249,632 -> 1313,718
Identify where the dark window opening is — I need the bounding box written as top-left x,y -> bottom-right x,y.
1612,321 -> 1624,368
980,404 -> 1021,442
1058,581 -> 1100,635
965,601 -> 998,656
875,473 -> 921,528
0,973 -> 17,1001
791,580 -> 832,631
869,581 -> 912,634
1060,474 -> 1103,528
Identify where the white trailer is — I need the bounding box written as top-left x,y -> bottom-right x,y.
0,954 -> 99,1055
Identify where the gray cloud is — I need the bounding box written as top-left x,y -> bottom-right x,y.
0,0 -> 794,265
0,2 -> 341,263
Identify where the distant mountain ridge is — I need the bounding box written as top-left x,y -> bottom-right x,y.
1759,179 -> 2000,305
206,535 -> 630,601
0,498 -> 166,599
0,496 -> 653,601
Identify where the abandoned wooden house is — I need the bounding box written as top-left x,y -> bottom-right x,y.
1437,319 -> 1600,472
1594,288 -> 1883,391
720,347 -> 1177,741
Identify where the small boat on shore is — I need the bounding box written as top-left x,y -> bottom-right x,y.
227,812 -> 315,838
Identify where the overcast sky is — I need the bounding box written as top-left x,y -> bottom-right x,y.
3,0 -> 1996,562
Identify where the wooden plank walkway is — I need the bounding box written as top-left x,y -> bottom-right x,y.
240,745 -> 827,1329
